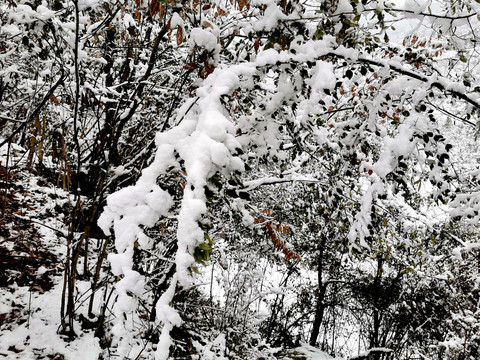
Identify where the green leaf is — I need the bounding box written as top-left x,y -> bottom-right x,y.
198,242 -> 211,251
460,54 -> 467,63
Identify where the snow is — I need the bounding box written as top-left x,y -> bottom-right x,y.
0,155 -> 103,359
402,0 -> 429,14
350,347 -> 392,359
123,13 -> 136,28
35,5 -> 56,19
193,334 -> 228,360
170,12 -> 184,29
334,0 -> 354,15
78,0 -> 101,9
307,61 -> 336,91
0,288 -> 102,359
372,122 -> 415,178
249,0 -> 286,31
294,343 -> 343,359
1,24 -> 22,36
189,28 -> 218,53
155,322 -> 174,360
347,180 -> 384,247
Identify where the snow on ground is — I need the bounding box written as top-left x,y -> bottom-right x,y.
0,140 -> 102,359
0,282 -> 101,360
284,344 -> 343,360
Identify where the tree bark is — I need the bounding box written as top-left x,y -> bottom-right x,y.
310,238 -> 327,346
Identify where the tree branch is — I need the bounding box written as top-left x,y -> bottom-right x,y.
329,51 -> 480,111
288,8 -> 477,21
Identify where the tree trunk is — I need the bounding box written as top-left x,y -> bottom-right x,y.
310,240 -> 327,346
310,284 -> 327,346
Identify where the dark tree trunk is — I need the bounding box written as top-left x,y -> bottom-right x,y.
310,239 -> 327,346
309,283 -> 327,346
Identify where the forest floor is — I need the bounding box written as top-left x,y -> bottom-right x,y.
0,144 -> 101,359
